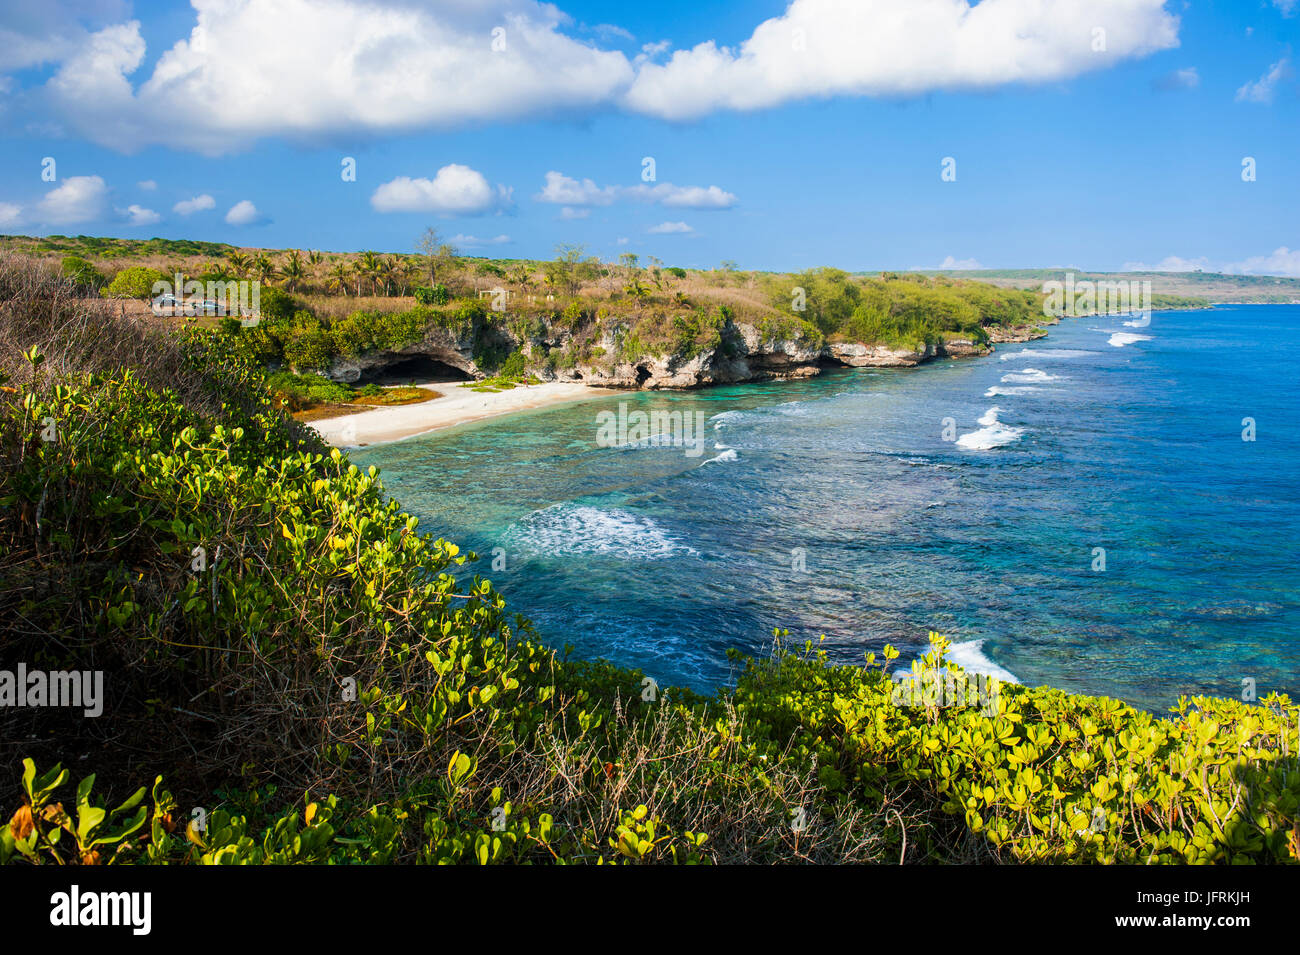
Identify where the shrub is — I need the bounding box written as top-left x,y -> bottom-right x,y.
59,255 -> 105,290
414,284 -> 449,306
106,266 -> 167,299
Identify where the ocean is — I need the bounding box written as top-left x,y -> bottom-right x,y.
351,305 -> 1300,711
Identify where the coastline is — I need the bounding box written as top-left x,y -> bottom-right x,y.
310,380 -> 617,447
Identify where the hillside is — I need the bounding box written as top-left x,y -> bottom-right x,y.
1,252 -> 1297,865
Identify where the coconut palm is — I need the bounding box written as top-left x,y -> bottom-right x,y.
226,250 -> 252,278
327,262 -> 351,296
357,251 -> 382,295
254,254 -> 277,285
281,250 -> 305,292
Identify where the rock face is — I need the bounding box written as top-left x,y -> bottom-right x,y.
319,312 -> 1038,391
325,327 -> 480,383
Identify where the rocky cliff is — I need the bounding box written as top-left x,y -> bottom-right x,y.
324,312 -> 1028,391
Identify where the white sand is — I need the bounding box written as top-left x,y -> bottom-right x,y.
310,381 -> 613,447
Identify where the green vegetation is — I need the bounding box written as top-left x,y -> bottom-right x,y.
105,265 -> 167,299
1,252 -> 1296,865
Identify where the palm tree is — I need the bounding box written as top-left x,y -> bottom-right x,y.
254,254 -> 276,286
281,250 -> 305,292
357,251 -> 382,295
327,262 -> 351,296
226,250 -> 252,278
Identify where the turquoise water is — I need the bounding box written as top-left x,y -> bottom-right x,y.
351,306 -> 1300,710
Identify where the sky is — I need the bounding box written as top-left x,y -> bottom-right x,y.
0,0 -> 1297,274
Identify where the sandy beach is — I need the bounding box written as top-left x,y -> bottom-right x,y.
309,381 -> 614,447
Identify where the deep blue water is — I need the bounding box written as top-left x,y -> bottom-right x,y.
351,306 -> 1300,710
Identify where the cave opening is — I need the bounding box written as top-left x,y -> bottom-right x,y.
360,355 -> 473,386
634,364 -> 652,386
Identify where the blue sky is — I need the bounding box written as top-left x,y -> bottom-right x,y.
0,0 -> 1297,273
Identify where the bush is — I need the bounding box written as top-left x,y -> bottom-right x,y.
59,255 -> 105,290
414,284 -> 449,306
106,266 -> 167,299
257,286 -> 299,322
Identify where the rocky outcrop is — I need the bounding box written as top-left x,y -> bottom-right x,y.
983,324 -> 1048,344
322,312 -> 1011,391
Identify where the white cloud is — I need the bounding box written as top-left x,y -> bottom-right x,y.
648,221 -> 693,234
371,164 -> 512,215
173,193 -> 215,215
938,255 -> 982,270
121,203 -> 160,226
34,175 -> 108,224
1228,246 -> 1300,277
450,233 -> 511,247
224,199 -> 262,225
1274,0 -> 1298,17
137,179 -> 157,190
536,171 -> 618,206
1121,249 -> 1300,277
623,0 -> 1181,120
559,207 -> 591,220
22,0 -> 1182,151
1236,57 -> 1291,104
537,171 -> 737,209
0,0 -> 130,73
1122,255 -> 1211,271
0,202 -> 22,228
40,0 -> 635,153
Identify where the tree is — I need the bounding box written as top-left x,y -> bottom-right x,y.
416,228 -> 456,285
281,250 -> 305,292
357,251 -> 382,295
327,262 -> 351,296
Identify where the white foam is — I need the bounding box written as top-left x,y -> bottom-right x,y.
703,448 -> 738,465
984,385 -> 1040,398
1000,368 -> 1061,384
1000,348 -> 1098,361
505,504 -> 697,561
945,640 -> 1021,684
1107,331 -> 1153,348
956,407 -> 1023,450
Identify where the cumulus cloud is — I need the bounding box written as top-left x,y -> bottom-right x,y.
22,0 -> 1182,152
938,255 -> 982,270
623,0 -> 1181,120
371,164 -> 512,215
1236,57 -> 1292,104
536,171 -> 618,206
0,0 -> 130,73
39,0 -> 635,153
536,171 -> 737,209
0,203 -> 22,229
34,175 -> 108,224
120,203 -> 160,226
173,193 -> 215,215
225,199 -> 263,225
648,221 -> 693,234
1228,246 -> 1300,277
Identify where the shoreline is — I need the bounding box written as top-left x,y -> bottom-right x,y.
310,380 -> 617,448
